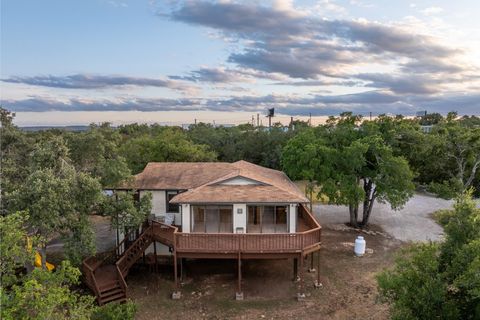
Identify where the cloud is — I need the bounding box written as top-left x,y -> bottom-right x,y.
1,74 -> 196,92
421,7 -> 444,16
166,0 -> 475,97
4,90 -> 479,116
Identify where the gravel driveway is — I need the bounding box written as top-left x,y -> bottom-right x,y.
313,193 -> 455,242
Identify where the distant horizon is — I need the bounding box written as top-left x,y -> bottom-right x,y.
10,110 -> 477,127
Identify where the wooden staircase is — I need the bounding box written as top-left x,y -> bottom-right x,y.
82,221 -> 177,305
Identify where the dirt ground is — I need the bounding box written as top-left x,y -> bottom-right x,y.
128,225 -> 400,320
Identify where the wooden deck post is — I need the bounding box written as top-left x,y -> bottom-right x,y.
180,258 -> 184,282
236,252 -> 243,300
171,235 -> 181,299
293,258 -> 298,281
297,253 -> 305,301
153,242 -> 158,272
315,250 -> 322,288
308,252 -> 315,272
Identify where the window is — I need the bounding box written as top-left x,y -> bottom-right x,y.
247,206 -> 262,233
192,206 -> 205,233
166,190 -> 180,213
191,205 -> 233,233
247,205 -> 289,233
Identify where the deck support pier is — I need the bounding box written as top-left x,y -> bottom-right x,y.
314,250 -> 322,288
293,258 -> 299,281
308,253 -> 316,273
236,253 -> 244,300
172,252 -> 181,299
297,253 -> 306,301
153,242 -> 158,272
180,258 -> 186,282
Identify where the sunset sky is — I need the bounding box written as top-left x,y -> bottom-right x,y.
1,0 -> 479,126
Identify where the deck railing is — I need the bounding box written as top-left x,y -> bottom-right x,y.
173,204 -> 321,254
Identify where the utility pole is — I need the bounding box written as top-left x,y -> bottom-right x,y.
256,113 -> 260,127
252,115 -> 255,126
267,108 -> 274,129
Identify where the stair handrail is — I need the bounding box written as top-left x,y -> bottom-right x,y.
113,227 -> 140,258
115,264 -> 128,294
115,224 -> 154,277
81,259 -> 102,299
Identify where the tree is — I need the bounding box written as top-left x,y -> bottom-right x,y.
377,192 -> 480,319
66,123 -> 131,187
100,191 -> 152,231
10,137 -> 103,267
120,127 -> 217,173
282,113 -> 415,227
0,108 -> 33,213
0,212 -> 34,287
1,261 -> 96,320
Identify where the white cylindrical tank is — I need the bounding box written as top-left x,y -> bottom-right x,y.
354,236 -> 366,256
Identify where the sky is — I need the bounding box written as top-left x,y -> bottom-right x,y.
1,0 -> 479,126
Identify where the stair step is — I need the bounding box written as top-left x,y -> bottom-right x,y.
98,281 -> 120,292
100,287 -> 124,298
99,292 -> 126,304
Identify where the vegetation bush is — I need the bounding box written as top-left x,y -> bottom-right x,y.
377,192 -> 480,319
92,301 -> 137,320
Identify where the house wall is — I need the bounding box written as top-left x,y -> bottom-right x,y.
140,190 -> 166,217
233,203 -> 247,233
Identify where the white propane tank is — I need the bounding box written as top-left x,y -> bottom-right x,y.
354,236 -> 366,256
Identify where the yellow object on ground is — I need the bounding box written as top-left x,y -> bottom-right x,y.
34,251 -> 55,271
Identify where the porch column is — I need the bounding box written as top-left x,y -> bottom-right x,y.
236,253 -> 244,300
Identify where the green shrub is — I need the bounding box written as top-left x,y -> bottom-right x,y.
377,192 -> 480,320
427,179 -> 463,199
92,300 -> 137,320
431,209 -> 455,226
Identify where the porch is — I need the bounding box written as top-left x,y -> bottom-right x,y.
83,204 -> 321,303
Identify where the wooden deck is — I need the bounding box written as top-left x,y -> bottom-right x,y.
82,204 -> 321,304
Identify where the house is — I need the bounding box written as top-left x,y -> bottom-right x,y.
82,161 -> 322,304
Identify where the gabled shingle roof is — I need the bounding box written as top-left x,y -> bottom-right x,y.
131,160 -> 309,204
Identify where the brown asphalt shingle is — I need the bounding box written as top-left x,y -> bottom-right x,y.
130,160 -> 308,204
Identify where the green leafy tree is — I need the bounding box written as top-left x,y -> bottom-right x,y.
0,212 -> 34,287
66,123 -> 131,187
1,261 -> 96,320
120,127 -> 217,173
377,192 -> 480,319
427,122 -> 480,197
0,108 -> 33,213
283,113 -> 414,227
100,191 -> 152,231
11,137 -> 103,267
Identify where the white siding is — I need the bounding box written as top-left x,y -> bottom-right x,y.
142,190 -> 166,216
233,204 -> 247,233
181,204 -> 190,233
289,204 -> 297,233
220,177 -> 260,185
